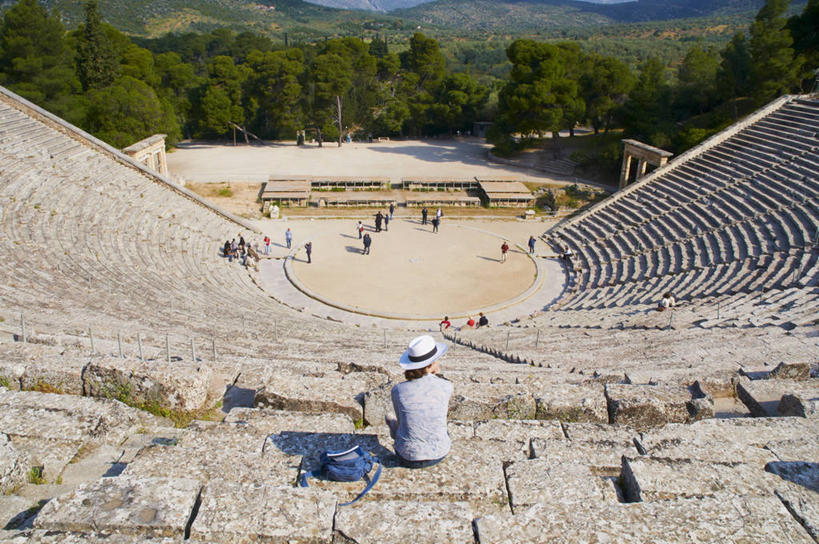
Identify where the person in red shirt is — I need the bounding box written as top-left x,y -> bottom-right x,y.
263,235 -> 270,255
500,241 -> 509,263
439,316 -> 451,330
464,317 -> 475,328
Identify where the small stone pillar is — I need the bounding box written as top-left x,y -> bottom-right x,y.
123,134 -> 169,176
619,139 -> 673,190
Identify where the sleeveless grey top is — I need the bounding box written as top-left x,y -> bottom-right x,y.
391,374 -> 453,461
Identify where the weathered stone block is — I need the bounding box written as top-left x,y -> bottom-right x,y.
769,362 -> 812,381
622,456 -> 782,502
605,384 -> 712,430
448,384 -> 535,420
765,438 -> 819,462
84,357 -> 213,412
189,480 -> 336,543
20,355 -> 85,396
0,361 -> 24,390
9,437 -> 82,484
780,393 -> 819,418
561,422 -> 638,448
362,381 -> 393,426
254,374 -> 366,420
0,434 -> 27,494
474,494 -> 814,543
34,477 -> 201,538
333,500 -> 474,544
737,377 -> 819,417
533,383 -> 607,422
624,368 -> 737,399
505,459 -> 614,512
0,407 -> 103,443
0,389 -> 168,442
473,419 -> 564,443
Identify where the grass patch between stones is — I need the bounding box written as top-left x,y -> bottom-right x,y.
26,466 -> 47,485
103,382 -> 223,428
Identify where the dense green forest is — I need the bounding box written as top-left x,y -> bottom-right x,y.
0,0 -> 815,165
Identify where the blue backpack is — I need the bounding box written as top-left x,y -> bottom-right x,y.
298,446 -> 382,507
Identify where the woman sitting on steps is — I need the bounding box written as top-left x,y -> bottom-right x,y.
386,335 -> 453,469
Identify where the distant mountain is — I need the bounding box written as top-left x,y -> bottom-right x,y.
303,0 -> 433,10
394,0 -> 785,28
302,0 -> 633,11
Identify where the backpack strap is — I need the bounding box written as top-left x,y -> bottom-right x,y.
298,469 -> 320,488
338,460 -> 381,507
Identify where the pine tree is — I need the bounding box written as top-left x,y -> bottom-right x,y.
749,0 -> 802,104
0,0 -> 80,114
76,0 -> 119,91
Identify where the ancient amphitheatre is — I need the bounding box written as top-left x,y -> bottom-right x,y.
0,82 -> 817,543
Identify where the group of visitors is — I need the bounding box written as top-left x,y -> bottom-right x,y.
439,312 -> 489,331
657,292 -> 676,311
420,207 -> 443,233
222,234 -> 259,270
225,227 -> 302,265
357,206 -> 396,255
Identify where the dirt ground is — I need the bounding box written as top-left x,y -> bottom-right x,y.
175,139 -> 610,219
185,182 -> 263,218
286,218 -> 545,317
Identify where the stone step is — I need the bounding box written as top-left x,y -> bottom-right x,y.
290,437 -> 509,515
33,477 -> 200,539
333,500 -> 474,544
188,480 -> 336,543
604,383 -> 713,430
474,494 -> 814,543
621,456 -> 781,502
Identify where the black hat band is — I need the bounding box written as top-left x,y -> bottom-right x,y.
409,346 -> 437,363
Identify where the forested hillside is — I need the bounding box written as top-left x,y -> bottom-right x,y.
0,0 -> 815,181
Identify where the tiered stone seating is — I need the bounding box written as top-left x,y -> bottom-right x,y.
1,85 -> 818,541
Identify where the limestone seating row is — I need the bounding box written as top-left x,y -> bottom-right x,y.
7,410 -> 816,542
451,320 -> 814,395
0,96 -> 332,344
547,98 -> 817,310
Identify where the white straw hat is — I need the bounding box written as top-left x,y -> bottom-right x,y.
399,335 -> 448,370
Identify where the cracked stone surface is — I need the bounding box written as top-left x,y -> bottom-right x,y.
189,480 -> 336,543
223,408 -> 356,434
0,531 -> 180,543
0,434 -> 27,495
505,458 -> 617,512
775,482 -> 819,542
474,494 -> 814,543
333,500 -> 474,544
0,389 -> 168,445
33,477 -> 200,538
124,440 -> 299,487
